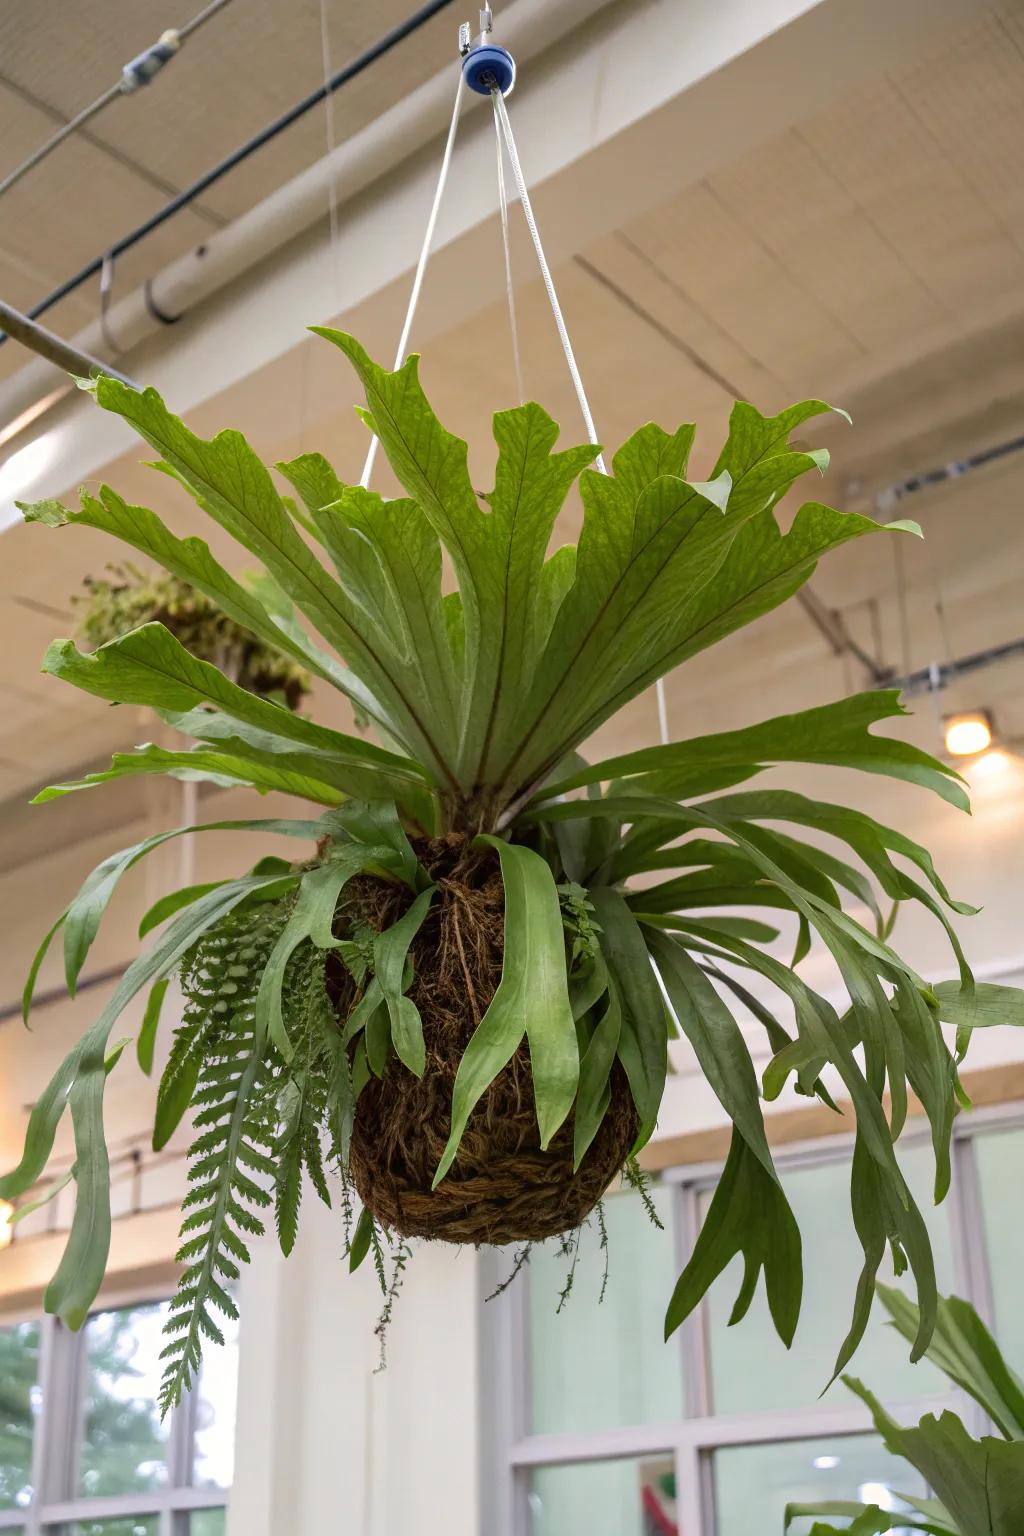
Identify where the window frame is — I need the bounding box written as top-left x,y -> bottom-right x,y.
0,1295 -> 232,1536
484,1099 -> 1024,1536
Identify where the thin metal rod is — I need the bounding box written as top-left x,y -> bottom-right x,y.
0,0 -> 236,202
0,0 -> 457,344
493,89 -> 606,472
493,91 -> 525,405
360,74 -> 465,488
0,302 -> 138,387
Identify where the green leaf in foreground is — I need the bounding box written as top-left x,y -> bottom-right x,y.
434,838 -> 577,1185
664,1126 -> 802,1345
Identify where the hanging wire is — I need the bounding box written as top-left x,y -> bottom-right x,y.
493,94 -> 525,406
492,89 -> 606,474
0,0 -> 237,200
359,74 -> 465,489
317,0 -> 343,317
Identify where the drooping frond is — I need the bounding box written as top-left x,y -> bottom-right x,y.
158,901 -> 288,1415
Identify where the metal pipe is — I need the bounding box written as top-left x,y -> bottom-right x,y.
889,635 -> 1024,697
0,0 -> 457,342
0,302 -> 137,388
0,0 -> 612,442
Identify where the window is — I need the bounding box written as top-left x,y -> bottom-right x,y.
488,1110 -> 1024,1535
0,1299 -> 238,1536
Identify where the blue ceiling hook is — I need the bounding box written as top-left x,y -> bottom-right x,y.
462,43 -> 516,96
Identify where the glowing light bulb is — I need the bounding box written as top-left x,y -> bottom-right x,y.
944,712 -> 992,758
859,1483 -> 895,1511
813,1454 -> 840,1470
0,1199 -> 13,1250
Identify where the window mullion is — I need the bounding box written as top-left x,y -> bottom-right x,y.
674,1435 -> 705,1536
677,1181 -> 712,1420
24,1315 -> 56,1536
36,1317 -> 84,1519
948,1130 -> 999,1441
950,1132 -> 997,1325
169,1380 -> 198,1493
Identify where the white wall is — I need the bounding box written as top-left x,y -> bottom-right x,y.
229,1198 -> 480,1536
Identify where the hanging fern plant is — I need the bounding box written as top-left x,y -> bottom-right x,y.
4,332 -> 1021,1412
74,560 -> 311,709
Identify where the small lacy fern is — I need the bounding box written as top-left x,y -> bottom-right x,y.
159,903 -> 287,1414
272,944 -> 335,1254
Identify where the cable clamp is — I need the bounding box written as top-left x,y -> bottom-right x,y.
121,29 -> 181,93
462,40 -> 515,95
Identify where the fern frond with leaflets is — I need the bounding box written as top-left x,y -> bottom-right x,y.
273,943 -> 336,1255
158,901 -> 287,1415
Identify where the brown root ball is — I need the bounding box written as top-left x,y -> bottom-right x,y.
340,837 -> 638,1245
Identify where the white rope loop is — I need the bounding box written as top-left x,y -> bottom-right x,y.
358,34 -> 670,744
493,92 -> 525,406
359,74 -> 465,489
492,88 -> 607,474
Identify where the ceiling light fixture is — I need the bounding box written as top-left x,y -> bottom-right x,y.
944,710 -> 993,758
812,1455 -> 840,1470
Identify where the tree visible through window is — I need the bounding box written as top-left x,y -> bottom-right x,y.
0,1322 -> 40,1513
0,1300 -> 236,1531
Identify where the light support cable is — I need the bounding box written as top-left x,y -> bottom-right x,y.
0,0 -> 236,201
359,74 -> 466,488
317,0 -> 343,316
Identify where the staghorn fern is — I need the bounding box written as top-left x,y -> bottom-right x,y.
74,560 -> 311,708
4,330 -> 1024,1407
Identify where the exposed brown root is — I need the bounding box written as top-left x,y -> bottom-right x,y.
336,836 -> 637,1245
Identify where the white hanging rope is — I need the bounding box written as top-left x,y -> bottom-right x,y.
492,82 -> 670,740
492,88 -> 606,473
493,93 -> 525,406
359,75 -> 466,489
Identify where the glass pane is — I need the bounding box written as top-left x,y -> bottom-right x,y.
79,1304 -> 170,1497
69,1521 -> 159,1536
528,1186 -> 682,1434
529,1455 -> 676,1536
707,1143 -> 955,1413
975,1125 -> 1024,1367
714,1434 -> 927,1535
188,1512 -> 227,1536
0,1320 -> 40,1512
192,1310 -> 240,1489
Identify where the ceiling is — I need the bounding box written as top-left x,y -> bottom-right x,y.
0,0 -> 458,381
